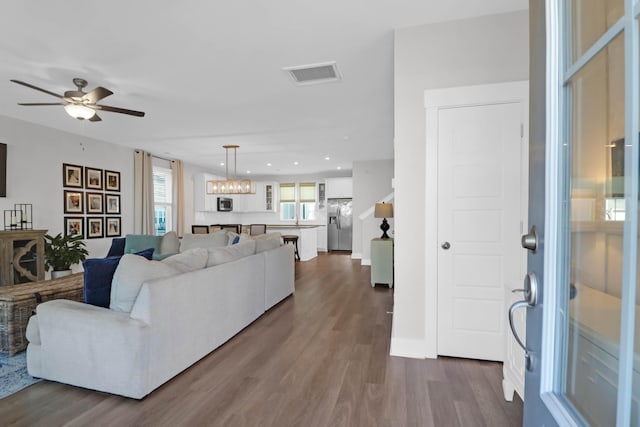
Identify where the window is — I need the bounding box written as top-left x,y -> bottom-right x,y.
299,182 -> 317,221
153,165 -> 173,235
279,183 -> 296,221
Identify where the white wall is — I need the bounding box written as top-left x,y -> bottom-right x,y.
0,115 -> 135,272
352,160 -> 394,263
392,11 -> 529,357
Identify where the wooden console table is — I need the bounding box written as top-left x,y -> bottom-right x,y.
0,273 -> 83,355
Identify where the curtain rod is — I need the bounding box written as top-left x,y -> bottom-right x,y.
135,149 -> 176,163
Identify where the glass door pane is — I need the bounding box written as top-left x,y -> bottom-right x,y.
571,0 -> 624,61
565,33 -> 625,426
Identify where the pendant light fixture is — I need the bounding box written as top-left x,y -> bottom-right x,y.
206,145 -> 256,194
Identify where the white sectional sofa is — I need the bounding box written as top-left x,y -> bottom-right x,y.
26,239 -> 294,399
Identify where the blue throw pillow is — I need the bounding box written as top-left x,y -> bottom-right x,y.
83,248 -> 154,308
106,237 -> 126,257
232,235 -> 240,244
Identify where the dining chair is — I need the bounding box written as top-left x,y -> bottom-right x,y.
191,225 -> 210,234
249,224 -> 267,236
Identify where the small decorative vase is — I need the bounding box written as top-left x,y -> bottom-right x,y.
51,270 -> 72,279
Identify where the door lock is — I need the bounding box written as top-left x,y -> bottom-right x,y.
508,272 -> 539,371
521,225 -> 538,252
441,242 -> 451,250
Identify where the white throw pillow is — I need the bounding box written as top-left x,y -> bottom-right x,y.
110,254 -> 180,313
161,248 -> 208,273
206,240 -> 257,267
255,235 -> 282,253
159,231 -> 180,254
180,230 -> 228,251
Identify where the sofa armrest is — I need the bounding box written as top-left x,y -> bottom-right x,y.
264,244 -> 295,310
32,299 -> 151,398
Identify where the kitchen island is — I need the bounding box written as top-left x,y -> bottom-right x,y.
266,225 -> 319,261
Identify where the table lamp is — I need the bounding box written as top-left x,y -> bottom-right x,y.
374,202 -> 393,239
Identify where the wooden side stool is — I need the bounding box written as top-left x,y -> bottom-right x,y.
282,235 -> 300,261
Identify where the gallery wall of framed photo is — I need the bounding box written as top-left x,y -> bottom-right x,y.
62,163 -> 121,239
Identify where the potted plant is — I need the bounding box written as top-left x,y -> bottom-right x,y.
44,233 -> 89,279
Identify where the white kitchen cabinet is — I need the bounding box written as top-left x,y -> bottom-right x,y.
231,194 -> 248,212
194,173 -> 217,211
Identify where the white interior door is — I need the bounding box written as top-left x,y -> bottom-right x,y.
428,82 -> 528,379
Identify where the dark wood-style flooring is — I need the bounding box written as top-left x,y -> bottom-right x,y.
0,253 -> 522,426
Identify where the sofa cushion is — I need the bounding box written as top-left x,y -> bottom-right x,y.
124,235 -> 163,255
83,248 -> 155,308
159,231 -> 180,254
206,240 -> 257,267
161,248 -> 208,273
255,234 -> 282,253
180,230 -> 228,251
110,254 -> 180,313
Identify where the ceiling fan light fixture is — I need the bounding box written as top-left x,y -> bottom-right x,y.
64,104 -> 95,120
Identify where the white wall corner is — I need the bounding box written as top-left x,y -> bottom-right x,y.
389,337 -> 436,359
351,252 -> 362,259
361,258 -> 371,266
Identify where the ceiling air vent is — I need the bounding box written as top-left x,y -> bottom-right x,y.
283,61 -> 341,86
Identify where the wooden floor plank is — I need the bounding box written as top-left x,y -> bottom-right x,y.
0,253 -> 522,426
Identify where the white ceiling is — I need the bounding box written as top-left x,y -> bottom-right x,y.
0,0 -> 527,177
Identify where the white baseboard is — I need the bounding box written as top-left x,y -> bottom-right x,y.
351,252 -> 362,259
390,337 -> 436,359
361,258 -> 371,266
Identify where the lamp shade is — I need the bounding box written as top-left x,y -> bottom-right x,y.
374,203 -> 393,218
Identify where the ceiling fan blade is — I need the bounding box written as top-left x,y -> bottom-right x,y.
94,104 -> 145,117
17,102 -> 65,106
10,79 -> 63,99
83,86 -> 113,103
89,113 -> 102,122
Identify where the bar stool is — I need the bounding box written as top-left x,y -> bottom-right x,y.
282,235 -> 300,261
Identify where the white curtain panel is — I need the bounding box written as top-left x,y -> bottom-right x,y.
171,159 -> 185,237
133,150 -> 155,235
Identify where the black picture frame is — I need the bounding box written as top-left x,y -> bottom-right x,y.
64,190 -> 84,214
105,170 -> 121,192
64,217 -> 84,238
87,217 -> 104,239
86,192 -> 104,214
105,217 -> 122,237
105,194 -> 121,214
63,163 -> 83,188
85,167 -> 103,190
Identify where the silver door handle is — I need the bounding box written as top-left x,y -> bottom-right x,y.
509,300 -> 528,353
507,272 -> 539,372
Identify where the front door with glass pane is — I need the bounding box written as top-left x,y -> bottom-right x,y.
522,1 -> 640,426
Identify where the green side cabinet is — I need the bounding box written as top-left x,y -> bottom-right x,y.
371,238 -> 393,288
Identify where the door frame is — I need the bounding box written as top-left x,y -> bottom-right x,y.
423,81 -> 530,359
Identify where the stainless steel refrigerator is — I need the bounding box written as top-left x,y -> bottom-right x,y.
327,198 -> 353,251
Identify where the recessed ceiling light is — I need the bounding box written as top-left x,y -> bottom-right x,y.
267,163 -> 272,167
337,166 -> 342,170
294,161 -> 299,165
325,156 -> 330,161
220,162 -> 225,166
